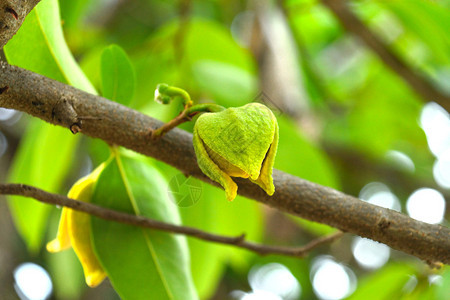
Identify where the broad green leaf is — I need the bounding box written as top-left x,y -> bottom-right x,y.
179,182 -> 229,299
184,19 -> 255,71
131,18 -> 257,110
216,193 -> 264,270
131,18 -> 257,108
7,124 -> 79,252
155,161 -> 263,298
184,19 -> 257,107
348,263 -> 417,300
101,44 -> 136,106
91,155 -> 198,300
151,162 -> 225,298
436,266 -> 450,300
4,0 -> 95,92
133,50 -> 179,112
192,60 -> 257,107
79,46 -> 104,94
4,0 -> 96,252
163,166 -> 264,272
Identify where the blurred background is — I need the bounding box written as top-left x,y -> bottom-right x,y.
0,0 -> 449,299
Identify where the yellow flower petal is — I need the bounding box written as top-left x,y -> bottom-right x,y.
68,207 -> 106,287
46,208 -> 71,252
47,163 -> 107,287
68,164 -> 107,287
85,269 -> 107,288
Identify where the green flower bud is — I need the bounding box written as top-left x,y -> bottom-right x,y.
193,103 -> 278,201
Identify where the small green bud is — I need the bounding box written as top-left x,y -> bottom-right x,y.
154,84 -> 172,104
154,83 -> 192,106
193,103 -> 278,201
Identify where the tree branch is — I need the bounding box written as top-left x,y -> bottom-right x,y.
0,0 -> 41,49
0,183 -> 343,257
0,62 -> 449,264
320,0 -> 450,112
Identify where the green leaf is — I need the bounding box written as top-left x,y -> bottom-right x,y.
101,44 -> 136,106
192,60 -> 257,107
348,263 -> 417,300
178,182 -> 229,299
7,123 -> 79,252
4,0 -> 95,92
155,161 -> 263,298
4,0 -> 96,252
185,19 -> 255,71
91,155 -> 198,300
436,266 -> 450,300
185,19 -> 257,107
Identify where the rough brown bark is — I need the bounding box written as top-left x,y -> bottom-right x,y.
0,0 -> 40,49
1,62 -> 449,264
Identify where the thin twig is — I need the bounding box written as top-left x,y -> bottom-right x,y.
0,183 -> 343,258
320,0 -> 450,112
151,109 -> 190,139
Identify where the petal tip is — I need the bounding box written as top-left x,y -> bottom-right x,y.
85,271 -> 107,288
225,181 -> 238,201
46,239 -> 68,253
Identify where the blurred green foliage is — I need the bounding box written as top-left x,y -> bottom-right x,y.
2,0 -> 449,299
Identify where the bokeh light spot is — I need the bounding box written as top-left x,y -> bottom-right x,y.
14,262 -> 53,300
406,188 -> 446,224
0,130 -> 8,157
420,102 -> 450,157
311,256 -> 356,300
433,152 -> 450,189
385,150 -> 415,173
248,263 -> 301,300
352,237 -> 390,269
359,182 -> 401,211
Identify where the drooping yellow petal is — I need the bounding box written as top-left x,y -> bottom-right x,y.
47,163 -> 107,287
46,208 -> 71,252
68,203 -> 106,287
68,164 -> 107,287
